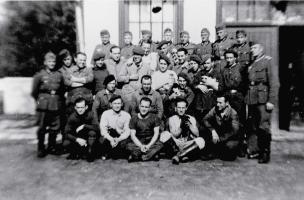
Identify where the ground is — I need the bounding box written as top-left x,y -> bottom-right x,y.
0,114 -> 304,200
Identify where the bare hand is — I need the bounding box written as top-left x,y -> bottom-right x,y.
76,138 -> 87,147
141,145 -> 148,153
110,138 -> 118,148
76,124 -> 85,133
197,84 -> 209,93
211,130 -> 220,144
266,102 -> 274,111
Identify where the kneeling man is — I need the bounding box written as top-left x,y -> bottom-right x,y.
160,97 -> 205,164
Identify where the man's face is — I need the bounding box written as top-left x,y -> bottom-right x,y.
216,97 -> 227,112
225,53 -> 236,66
75,54 -> 86,69
251,44 -> 263,57
216,30 -> 226,40
176,101 -> 187,116
201,31 -> 209,42
142,43 -> 151,55
95,57 -> 105,67
178,76 -> 187,89
177,51 -> 186,64
106,80 -> 116,92
203,58 -> 213,71
44,58 -> 56,70
180,34 -> 189,44
111,47 -> 121,61
141,78 -> 152,93
164,31 -> 172,42
124,34 -> 132,45
75,101 -> 88,115
159,59 -> 168,72
110,98 -> 123,113
133,55 -> 142,65
101,34 -> 110,45
139,100 -> 150,116
236,34 -> 247,45
142,34 -> 151,42
160,44 -> 168,54
63,55 -> 72,67
189,60 -> 199,72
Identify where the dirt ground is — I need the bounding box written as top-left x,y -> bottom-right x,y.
0,115 -> 304,200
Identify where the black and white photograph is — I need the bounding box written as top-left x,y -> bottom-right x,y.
0,0 -> 303,199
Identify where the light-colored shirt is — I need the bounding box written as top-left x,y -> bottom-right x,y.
151,70 -> 177,90
99,109 -> 131,138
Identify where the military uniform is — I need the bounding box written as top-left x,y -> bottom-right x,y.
195,41 -> 213,61
212,36 -> 235,60
245,55 -> 279,161
31,68 -> 65,156
121,44 -> 134,60
91,42 -> 115,64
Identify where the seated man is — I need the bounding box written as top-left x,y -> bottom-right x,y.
203,93 -> 240,161
160,98 -> 205,165
127,97 -> 164,162
63,97 -> 100,162
99,95 -> 131,160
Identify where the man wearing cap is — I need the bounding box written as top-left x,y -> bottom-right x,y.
245,43 -> 279,163
175,31 -> 197,56
31,52 -> 65,157
119,46 -> 151,102
63,52 -> 94,115
91,29 -> 115,64
121,31 -> 135,60
195,28 -> 213,61
138,30 -> 157,52
104,46 -> 126,89
99,95 -> 131,160
92,51 -> 109,94
212,25 -> 235,60
157,40 -> 171,56
92,75 -> 122,122
163,28 -> 175,53
172,47 -> 190,74
127,75 -> 164,120
187,54 -> 203,86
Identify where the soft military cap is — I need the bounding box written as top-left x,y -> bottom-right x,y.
132,46 -> 145,56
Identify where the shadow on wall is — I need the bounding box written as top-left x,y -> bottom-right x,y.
0,77 -> 35,115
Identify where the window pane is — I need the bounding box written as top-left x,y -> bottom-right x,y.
163,2 -> 174,22
255,1 -> 270,22
163,22 -> 174,32
140,22 -> 150,31
152,22 -> 162,42
222,1 -> 237,22
129,22 -> 140,44
151,9 -> 162,22
129,2 -> 139,22
140,1 -> 151,22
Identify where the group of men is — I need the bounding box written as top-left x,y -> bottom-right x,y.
31,24 -> 278,164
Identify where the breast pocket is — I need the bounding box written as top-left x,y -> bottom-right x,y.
257,84 -> 268,104
255,68 -> 267,82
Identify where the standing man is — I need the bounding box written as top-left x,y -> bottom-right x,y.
175,31 -> 197,56
92,75 -> 122,122
104,46 -> 126,89
138,30 -> 157,52
63,97 -> 100,162
127,75 -> 164,120
99,95 -> 131,160
91,29 -> 115,64
163,28 -> 175,52
212,24 -> 235,60
127,97 -> 164,162
195,28 -> 213,61
92,51 -> 109,94
31,52 -> 65,157
245,43 -> 279,163
141,41 -> 158,72
203,93 -> 240,161
63,52 -> 93,115
160,98 -> 205,164
121,31 -> 135,60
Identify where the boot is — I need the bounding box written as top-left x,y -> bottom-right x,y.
47,131 -> 58,155
258,149 -> 270,164
163,137 -> 179,158
172,142 -> 199,165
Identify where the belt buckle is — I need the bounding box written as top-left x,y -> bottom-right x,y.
250,81 -> 255,86
50,90 -> 56,95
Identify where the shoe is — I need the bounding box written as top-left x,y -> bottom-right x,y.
37,150 -> 47,158
47,147 -> 58,155
247,152 -> 259,159
128,155 -> 138,163
153,154 -> 160,161
172,156 -> 180,165
86,154 -> 95,163
200,153 -> 215,161
258,151 -> 270,164
66,154 -> 79,160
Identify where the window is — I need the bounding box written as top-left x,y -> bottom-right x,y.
119,0 -> 183,45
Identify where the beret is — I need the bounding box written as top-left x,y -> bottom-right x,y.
201,54 -> 212,64
100,29 -> 110,36
93,51 -> 106,61
141,30 -> 152,35
177,72 -> 190,83
201,28 -> 210,34
159,53 -> 171,65
132,46 -> 145,56
103,75 -> 116,86
109,94 -> 122,103
189,55 -> 203,65
180,30 -> 189,36
157,40 -> 170,50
